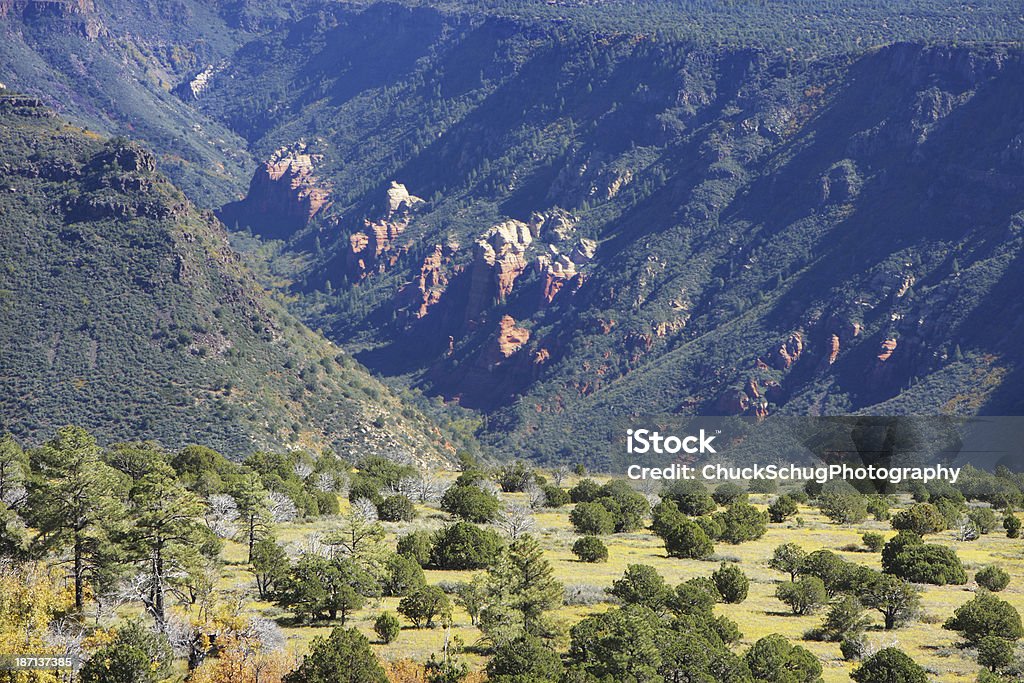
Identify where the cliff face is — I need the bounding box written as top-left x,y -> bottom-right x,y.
219,144 -> 332,238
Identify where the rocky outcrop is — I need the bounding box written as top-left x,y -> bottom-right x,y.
220,143 -> 331,238
174,63 -> 226,101
771,332 -> 804,370
465,220 -> 533,323
485,315 -> 530,368
0,0 -> 100,36
345,182 -> 423,281
396,243 -> 457,321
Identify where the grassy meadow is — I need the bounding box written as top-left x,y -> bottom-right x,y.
197,473 -> 1024,682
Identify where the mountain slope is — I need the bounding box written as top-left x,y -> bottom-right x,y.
0,90 -> 453,463
173,4 -> 1024,467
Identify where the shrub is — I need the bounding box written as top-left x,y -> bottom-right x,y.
663,518 -> 714,559
800,550 -> 854,596
607,564 -> 672,612
596,482 -> 650,532
818,490 -> 868,524
969,507 -> 998,534
748,479 -> 778,494
891,503 -> 946,535
712,482 -> 747,506
767,494 -> 798,523
886,542 -> 967,585
398,585 -> 451,628
373,612 -> 400,644
714,501 -> 768,544
850,648 -> 927,683
862,532 -> 885,552
348,476 -> 383,507
866,496 -> 890,521
788,490 -> 809,505
712,563 -> 749,603
570,501 -> 616,535
282,627 -> 387,683
1004,514 -> 1021,538
376,494 -> 415,522
743,634 -> 821,683
815,595 -> 870,642
396,530 -> 433,567
976,565 -> 1011,592
977,636 -> 1015,673
860,572 -> 921,630
650,499 -> 687,538
440,484 -> 500,523
381,554 -> 426,597
839,636 -> 867,662
669,577 -> 720,616
662,480 -> 716,516
541,484 -> 570,507
768,543 -> 807,581
486,635 -> 564,683
429,522 -> 502,570
79,621 -> 172,683
695,514 -> 723,540
776,577 -> 827,615
569,479 -> 601,503
572,536 -> 608,563
943,592 -> 1024,644
495,461 -> 533,492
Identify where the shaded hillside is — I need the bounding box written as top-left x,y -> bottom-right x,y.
0,90 -> 454,463
175,3 -> 1024,468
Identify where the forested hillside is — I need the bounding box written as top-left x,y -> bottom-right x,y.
170,3 -> 1024,467
0,90 -> 454,462
3,1 -> 1024,468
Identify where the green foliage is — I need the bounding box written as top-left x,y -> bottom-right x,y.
862,532 -> 886,552
891,503 -> 947,535
540,484 -> 570,507
482,535 -> 563,643
976,565 -> 1011,592
714,501 -> 768,544
814,595 -> 870,643
818,490 -> 868,525
440,484 -> 500,523
768,495 -> 798,523
79,620 -> 172,683
662,480 -> 716,516
572,535 -> 608,563
860,572 -> 921,630
486,634 -> 564,683
712,563 -> 749,604
743,633 -> 822,683
373,611 -> 401,644
377,494 -> 416,522
398,584 -> 451,629
712,483 -> 747,506
776,577 -> 827,615
283,627 -> 387,683
429,522 -> 502,570
943,592 -> 1024,644
866,496 -> 891,522
883,534 -> 967,585
607,564 -> 672,613
799,550 -> 854,597
977,636 -> 1015,673
569,501 -> 615,535
397,530 -> 434,567
768,543 -> 807,581
277,555 -> 378,624
1004,514 -> 1021,538
850,648 -> 927,683
495,461 -> 533,492
662,517 -> 714,559
568,479 -> 601,503
381,553 -> 426,597
969,507 -> 999,535
250,537 -> 289,599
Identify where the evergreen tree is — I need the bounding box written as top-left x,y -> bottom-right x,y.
27,426 -> 127,613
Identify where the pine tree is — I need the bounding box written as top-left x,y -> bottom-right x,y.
232,471 -> 272,564
28,426 -> 127,613
482,534 -> 563,643
125,461 -> 209,630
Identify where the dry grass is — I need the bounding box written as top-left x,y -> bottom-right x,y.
201,480 -> 1024,682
